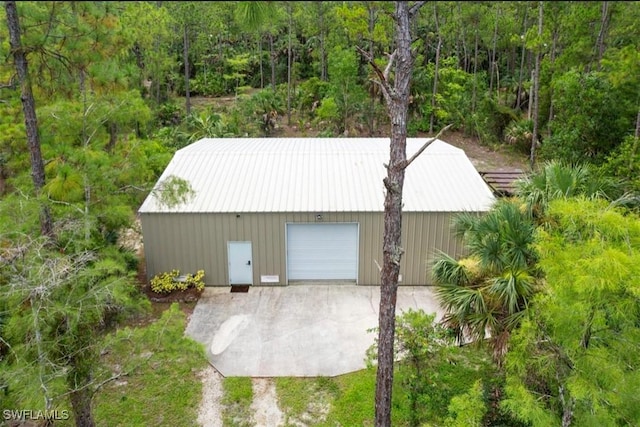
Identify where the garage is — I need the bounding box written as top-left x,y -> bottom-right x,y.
139,137 -> 496,285
286,223 -> 358,282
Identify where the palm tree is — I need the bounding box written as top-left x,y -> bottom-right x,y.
515,160 -> 620,221
235,2 -> 268,88
432,200 -> 539,366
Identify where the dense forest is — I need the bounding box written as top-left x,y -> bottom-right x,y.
1,1 -> 639,426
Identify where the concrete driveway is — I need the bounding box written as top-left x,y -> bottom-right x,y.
185,285 -> 444,377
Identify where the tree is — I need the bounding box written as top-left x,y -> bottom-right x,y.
4,0 -> 53,238
366,308 -> 455,427
429,2 -> 442,134
432,200 -> 539,367
120,1 -> 175,104
326,46 -> 367,134
515,160 -> 621,221
234,1 -> 268,89
393,309 -> 453,427
541,69 -> 633,164
445,380 -> 487,427
358,2 -> 436,425
316,2 -> 329,81
503,198 -> 640,426
530,1 -> 543,168
0,235 -> 145,427
166,2 -> 217,115
286,1 -> 294,125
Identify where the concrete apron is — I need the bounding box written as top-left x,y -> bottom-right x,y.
185,284 -> 444,377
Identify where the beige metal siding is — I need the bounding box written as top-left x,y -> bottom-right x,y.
402,212 -> 466,285
140,211 -> 464,286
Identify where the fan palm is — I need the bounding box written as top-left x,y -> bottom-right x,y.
432,200 -> 538,367
515,160 -> 619,221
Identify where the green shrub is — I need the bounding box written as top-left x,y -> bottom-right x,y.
504,118 -> 534,154
150,269 -> 205,294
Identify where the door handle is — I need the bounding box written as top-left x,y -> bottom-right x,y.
246,260 -> 251,266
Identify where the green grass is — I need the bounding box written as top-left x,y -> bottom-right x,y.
275,376 -> 341,426
45,302 -> 500,426
222,377 -> 254,426
92,303 -> 209,427
324,368 -> 377,426
270,346 -> 499,427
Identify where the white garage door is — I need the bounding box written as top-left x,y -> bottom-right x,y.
286,223 -> 358,282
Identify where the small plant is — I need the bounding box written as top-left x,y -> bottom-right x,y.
150,269 -> 205,294
504,118 -> 533,153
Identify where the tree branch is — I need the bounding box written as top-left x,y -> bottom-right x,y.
403,124 -> 453,169
409,1 -> 427,18
355,45 -> 394,104
0,75 -> 17,89
355,45 -> 385,81
90,372 -> 128,398
48,197 -> 85,215
383,50 -> 396,81
118,184 -> 149,193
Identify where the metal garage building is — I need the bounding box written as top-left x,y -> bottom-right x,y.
138,137 -> 495,286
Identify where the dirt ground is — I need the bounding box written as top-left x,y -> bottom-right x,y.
436,130 -> 528,172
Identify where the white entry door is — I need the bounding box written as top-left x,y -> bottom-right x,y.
286,223 -> 358,282
228,241 -> 253,285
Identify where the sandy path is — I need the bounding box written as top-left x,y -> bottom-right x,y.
250,378 -> 284,427
197,367 -> 285,427
197,365 -> 225,427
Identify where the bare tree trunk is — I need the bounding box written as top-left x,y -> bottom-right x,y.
630,108 -> 640,173
154,1 -> 163,103
372,3 -> 425,425
183,24 -> 191,116
594,1 -> 610,72
31,299 -> 53,416
5,0 -> 54,239
489,5 -> 499,96
79,70 -> 92,243
69,384 -> 95,427
0,164 -> 6,195
547,25 -> 559,132
472,23 -> 479,113
530,1 -> 543,169
68,359 -> 96,427
558,380 -> 575,427
457,2 -> 469,73
367,3 -> 377,135
448,3 -> 459,67
258,35 -> 264,89
516,5 -> 529,111
429,3 -> 442,134
286,2 -> 293,126
318,2 -> 328,81
268,33 -> 277,90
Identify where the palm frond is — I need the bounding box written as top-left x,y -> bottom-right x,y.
431,252 -> 477,285
451,211 -> 481,241
488,269 -> 534,314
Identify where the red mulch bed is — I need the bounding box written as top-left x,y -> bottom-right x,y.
136,258 -> 203,305
141,283 -> 204,303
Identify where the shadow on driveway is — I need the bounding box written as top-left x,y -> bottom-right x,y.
185,285 -> 444,377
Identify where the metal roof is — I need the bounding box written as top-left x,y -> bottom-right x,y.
138,137 -> 496,213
